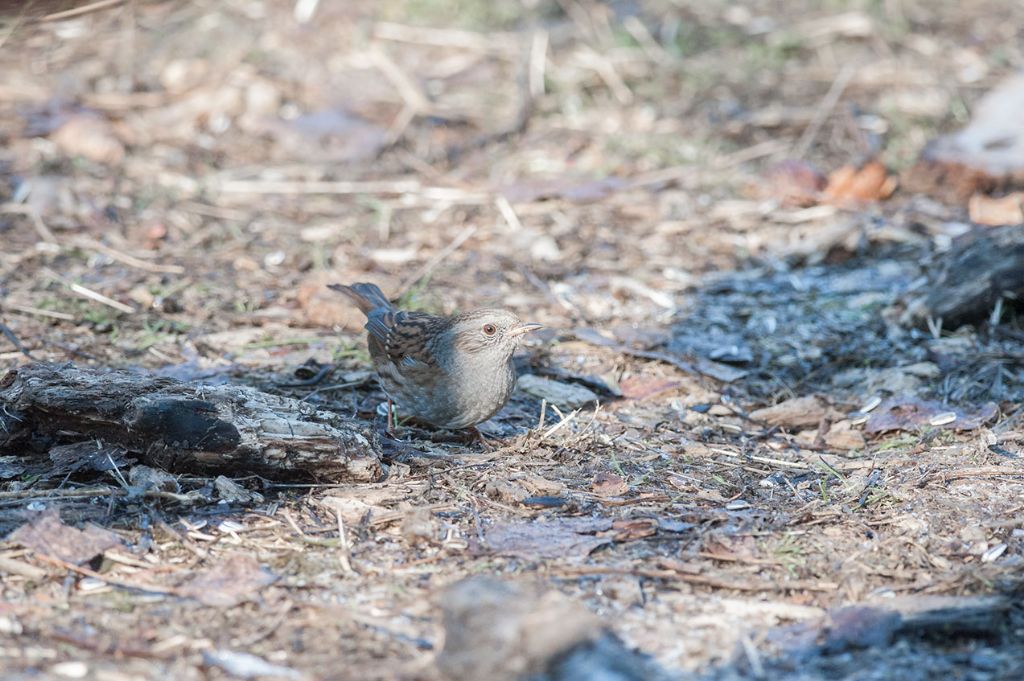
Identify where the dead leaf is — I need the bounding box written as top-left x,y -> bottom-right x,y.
296,272 -> 399,328
9,509 -> 122,565
765,159 -> 827,207
591,471 -> 629,497
50,113 -> 125,165
824,420 -> 866,450
319,496 -> 391,526
177,554 -> 277,607
486,473 -> 566,505
485,517 -> 613,559
968,192 -> 1024,226
401,506 -> 438,546
750,395 -> 828,429
618,375 -> 684,401
823,160 -> 897,203
865,397 -> 998,434
321,481 -> 427,508
485,478 -> 532,504
610,518 -> 657,541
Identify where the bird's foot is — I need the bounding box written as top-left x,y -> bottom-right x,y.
465,426 -> 494,451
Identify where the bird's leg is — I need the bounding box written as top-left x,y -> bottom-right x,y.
386,398 -> 396,438
467,426 -> 494,451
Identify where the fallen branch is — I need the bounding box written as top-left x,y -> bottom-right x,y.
0,363 -> 383,481
903,224 -> 1024,327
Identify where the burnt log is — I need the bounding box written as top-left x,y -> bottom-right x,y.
903,224 -> 1024,327
0,363 -> 383,481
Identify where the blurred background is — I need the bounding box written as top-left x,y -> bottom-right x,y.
2,0 -> 1020,367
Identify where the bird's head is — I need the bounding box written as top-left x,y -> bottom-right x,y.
449,309 -> 542,361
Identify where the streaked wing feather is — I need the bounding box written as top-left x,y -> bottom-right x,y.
364,309 -> 445,370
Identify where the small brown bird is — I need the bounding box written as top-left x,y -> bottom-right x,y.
329,282 -> 542,431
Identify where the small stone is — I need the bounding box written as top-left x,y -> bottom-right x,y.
51,662 -> 89,679
51,114 -> 125,165
517,375 -> 598,410
128,465 -> 179,493
160,58 -> 209,92
599,576 -> 643,607
401,506 -> 437,546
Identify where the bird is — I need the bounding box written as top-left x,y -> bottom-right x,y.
329,282 -> 542,433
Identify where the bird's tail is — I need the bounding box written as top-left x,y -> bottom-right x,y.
328,282 -> 394,316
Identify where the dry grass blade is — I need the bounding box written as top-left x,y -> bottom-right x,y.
792,64 -> 856,159
36,0 -> 125,22
34,554 -> 180,597
69,283 -> 135,314
372,21 -> 519,54
73,237 -> 185,274
335,507 -> 354,574
0,203 -> 58,244
0,318 -> 35,359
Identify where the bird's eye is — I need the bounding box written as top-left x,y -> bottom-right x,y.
482,323 -> 497,336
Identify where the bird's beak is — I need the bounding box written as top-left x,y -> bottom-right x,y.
509,322 -> 543,337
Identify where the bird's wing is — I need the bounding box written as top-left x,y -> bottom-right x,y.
364,309 -> 446,374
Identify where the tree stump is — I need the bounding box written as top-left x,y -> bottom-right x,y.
0,363 -> 383,481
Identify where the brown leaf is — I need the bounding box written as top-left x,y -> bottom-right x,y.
295,273 -> 367,329
610,518 -> 658,541
865,397 -> 998,434
824,160 -> 897,203
486,474 -> 566,505
750,395 -> 828,429
765,159 -> 827,207
823,420 -> 866,450
591,471 -> 629,497
9,509 -> 122,565
319,496 -> 390,526
618,375 -> 684,401
485,518 -> 613,559
968,192 -> 1024,226
177,554 -> 277,607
